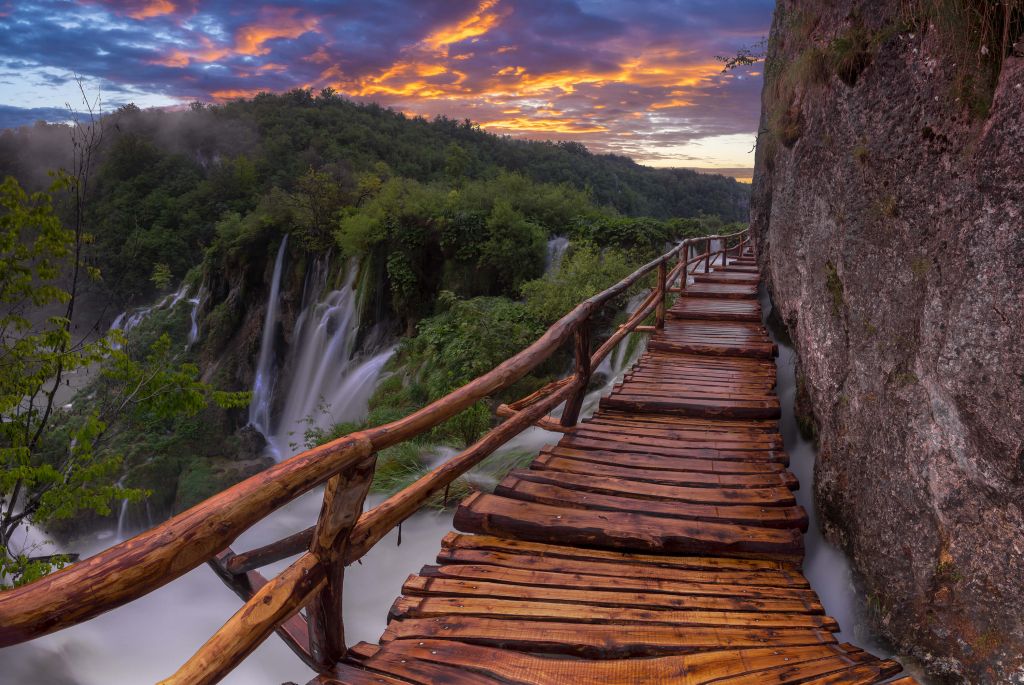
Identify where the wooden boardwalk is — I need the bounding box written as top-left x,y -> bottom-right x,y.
317,253 -> 912,685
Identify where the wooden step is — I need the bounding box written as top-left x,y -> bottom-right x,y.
669,297 -> 762,321
682,282 -> 759,299
454,492 -> 804,558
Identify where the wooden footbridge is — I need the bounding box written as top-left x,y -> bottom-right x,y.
0,231 -> 918,684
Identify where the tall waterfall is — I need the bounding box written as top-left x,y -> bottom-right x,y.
248,236 -> 289,442
265,260 -> 394,458
249,250 -> 394,460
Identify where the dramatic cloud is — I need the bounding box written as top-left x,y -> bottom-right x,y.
0,0 -> 772,170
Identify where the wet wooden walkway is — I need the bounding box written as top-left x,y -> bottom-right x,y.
316,252 -> 913,685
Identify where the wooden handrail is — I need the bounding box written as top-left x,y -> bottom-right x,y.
0,227 -> 749,682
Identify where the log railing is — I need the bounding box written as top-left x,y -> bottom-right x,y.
0,228 -> 750,685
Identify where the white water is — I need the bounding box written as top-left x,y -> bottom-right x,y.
109,283 -> 202,350
544,236 -> 570,274
186,289 -> 202,346
253,255 -> 395,460
759,284 -> 901,657
248,236 -> 289,444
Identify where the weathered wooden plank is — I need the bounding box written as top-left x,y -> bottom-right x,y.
390,597 -> 837,630
530,454 -> 793,489
380,617 -> 836,658
357,640 -> 861,684
419,563 -> 819,600
401,575 -> 823,614
454,493 -> 804,557
439,533 -> 799,573
539,445 -> 786,474
504,469 -> 797,507
434,547 -> 809,588
495,477 -> 808,530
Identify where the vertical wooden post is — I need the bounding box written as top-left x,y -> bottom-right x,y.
655,258 -> 667,330
705,238 -> 711,273
722,237 -> 730,269
307,455 -> 376,669
560,319 -> 591,428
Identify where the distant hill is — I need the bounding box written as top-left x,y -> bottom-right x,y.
1,90 -> 749,220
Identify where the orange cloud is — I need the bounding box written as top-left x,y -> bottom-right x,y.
481,116 -> 608,134
209,87 -> 266,100
152,9 -> 318,66
235,13 -> 320,56
651,98 -> 693,109
422,0 -> 506,54
127,0 -> 174,19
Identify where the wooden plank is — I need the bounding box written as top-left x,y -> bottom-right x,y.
390,597 -> 837,630
380,617 -> 836,657
439,533 -> 799,573
504,469 -> 797,507
495,477 -> 808,530
556,435 -> 785,462
357,640 -> 862,684
601,393 -> 781,419
454,493 -> 804,557
539,445 -> 786,474
401,575 -> 822,614
434,548 -> 810,588
530,454 -> 793,489
419,563 -> 819,600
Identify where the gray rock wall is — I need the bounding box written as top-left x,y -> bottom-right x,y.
750,2 -> 1024,681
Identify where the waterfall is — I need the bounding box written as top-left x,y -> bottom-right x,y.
247,251 -> 394,460
263,258 -> 394,459
109,282 -> 198,350
187,288 -> 203,346
248,236 -> 289,443
544,236 -> 570,275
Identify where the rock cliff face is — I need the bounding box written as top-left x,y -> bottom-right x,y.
750,2 -> 1024,682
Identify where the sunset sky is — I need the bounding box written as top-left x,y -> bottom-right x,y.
0,0 -> 773,174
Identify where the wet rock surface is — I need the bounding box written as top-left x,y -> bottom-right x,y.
751,2 -> 1024,682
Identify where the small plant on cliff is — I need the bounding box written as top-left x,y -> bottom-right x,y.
829,24 -> 876,86
902,0 -> 1024,116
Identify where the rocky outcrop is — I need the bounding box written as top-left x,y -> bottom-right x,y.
751,2 -> 1024,682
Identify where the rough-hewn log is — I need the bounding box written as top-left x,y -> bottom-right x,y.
159,552 -> 325,685
560,321 -> 592,427
225,526 -> 313,575
307,455 -> 375,667
208,550 -> 316,670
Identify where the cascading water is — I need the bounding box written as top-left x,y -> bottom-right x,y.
263,259 -> 394,459
109,282 -> 203,350
248,236 -> 289,445
187,288 -> 203,346
248,248 -> 395,460
544,236 -> 570,274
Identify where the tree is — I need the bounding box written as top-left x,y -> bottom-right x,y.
0,176 -> 250,588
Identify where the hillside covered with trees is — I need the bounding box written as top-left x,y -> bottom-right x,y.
0,90 -> 749,306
